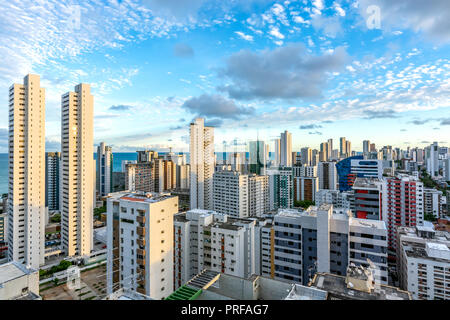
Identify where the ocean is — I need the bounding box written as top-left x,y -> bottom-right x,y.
0,151 -> 275,194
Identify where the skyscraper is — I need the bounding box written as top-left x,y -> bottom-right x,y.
300,147 -> 312,166
96,142 -> 113,197
346,140 -> 352,158
190,118 -> 214,210
45,152 -> 60,211
318,162 -> 337,190
340,137 -> 346,158
249,140 -> 267,175
280,131 -> 292,167
274,139 -> 281,167
363,140 -> 370,155
61,83 -> 94,257
8,74 -> 46,269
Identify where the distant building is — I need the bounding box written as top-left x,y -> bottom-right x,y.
190,118 -> 214,210
318,161 -> 337,190
125,162 -> 154,193
248,141 -> 267,175
96,142 -> 113,197
293,176 -> 319,202
424,188 -> 443,218
45,152 -> 60,211
352,178 -> 382,220
268,167 -> 293,210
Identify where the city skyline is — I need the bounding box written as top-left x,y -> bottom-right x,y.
0,0 -> 449,153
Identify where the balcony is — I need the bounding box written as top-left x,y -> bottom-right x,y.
137,286 -> 146,295
137,259 -> 146,266
137,227 -> 145,237
137,215 -> 146,224
137,248 -> 146,257
137,239 -> 146,247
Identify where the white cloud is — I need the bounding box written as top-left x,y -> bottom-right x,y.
235,31 -> 254,41
269,26 -> 285,39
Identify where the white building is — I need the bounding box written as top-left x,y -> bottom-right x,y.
248,174 -> 269,217
293,165 -> 317,177
315,189 -> 352,211
426,142 -> 439,178
273,205 -> 388,285
213,170 -> 249,218
397,226 -> 450,300
176,164 -> 190,189
190,118 -> 214,210
173,209 -> 256,290
61,83 -> 94,257
301,147 -> 312,166
106,191 -> 178,299
8,74 -> 46,269
0,262 -> 40,300
424,188 -> 443,218
96,142 -> 113,197
280,131 -> 292,167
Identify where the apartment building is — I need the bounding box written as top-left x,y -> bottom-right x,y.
173,209 -> 256,290
45,152 -> 60,211
293,165 -> 317,178
268,167 -> 293,210
273,204 -> 388,285
352,178 -> 382,220
318,162 -> 337,190
125,162 -> 155,193
96,142 -> 113,197
190,118 -> 214,210
293,176 -> 319,202
397,226 -> 450,300
106,191 -> 178,299
248,174 -> 269,217
8,74 -> 46,269
213,170 -> 249,218
381,174 -> 424,256
280,131 -> 292,167
176,164 -> 190,189
424,188 -> 443,218
60,83 -> 94,257
315,189 -> 352,211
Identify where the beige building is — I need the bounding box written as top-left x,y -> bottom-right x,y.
8,74 -> 46,269
190,118 -> 214,210
61,83 -> 94,257
106,191 -> 178,299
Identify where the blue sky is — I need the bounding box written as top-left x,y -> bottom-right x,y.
0,0 -> 449,153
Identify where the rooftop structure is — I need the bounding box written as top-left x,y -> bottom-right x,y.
0,262 -> 40,300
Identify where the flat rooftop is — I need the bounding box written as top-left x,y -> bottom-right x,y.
0,262 -> 36,284
310,273 -> 411,300
352,177 -> 381,189
113,191 -> 175,203
351,218 -> 386,230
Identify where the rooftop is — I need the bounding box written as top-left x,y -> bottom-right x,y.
352,177 -> 381,189
0,261 -> 37,284
109,191 -> 175,203
350,218 -> 386,230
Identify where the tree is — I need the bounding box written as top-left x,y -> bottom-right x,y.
294,200 -> 315,209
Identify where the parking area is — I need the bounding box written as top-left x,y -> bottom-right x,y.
40,264 -> 107,300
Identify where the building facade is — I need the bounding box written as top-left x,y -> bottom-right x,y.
60,83 -> 94,257
45,152 -> 60,211
96,142 -> 113,197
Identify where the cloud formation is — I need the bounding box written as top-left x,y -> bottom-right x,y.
182,94 -> 254,119
174,43 -> 194,58
218,43 -> 349,100
300,124 -> 323,130
109,105 -> 133,111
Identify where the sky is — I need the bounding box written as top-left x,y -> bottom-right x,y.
0,0 -> 449,153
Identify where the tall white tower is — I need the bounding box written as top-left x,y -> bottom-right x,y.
61,83 -> 94,257
280,131 -> 292,167
189,118 -> 214,210
8,74 -> 46,269
96,142 -> 113,197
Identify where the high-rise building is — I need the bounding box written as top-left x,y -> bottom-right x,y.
8,74 -> 46,269
96,142 -> 113,197
273,205 -> 388,285
319,142 -> 329,162
444,158 -> 450,181
397,226 -> 450,300
173,209 -> 257,290
293,176 -> 319,202
352,178 -> 382,220
213,171 -> 249,218
340,137 -> 347,158
137,150 -> 158,163
300,147 -> 312,166
318,161 -> 337,190
346,140 -> 352,158
381,174 -> 424,257
423,188 -> 443,218
327,139 -> 333,158
268,167 -> 293,210
0,213 -> 8,244
280,131 -> 292,167
274,139 -> 281,167
249,141 -> 267,175
248,174 -> 269,217
315,190 -> 352,211
61,83 -> 94,257
190,118 -> 214,210
106,191 -> 178,299
426,142 -> 439,178
45,152 -> 60,211
125,163 -> 154,193
363,140 -> 370,156
176,164 -> 190,189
